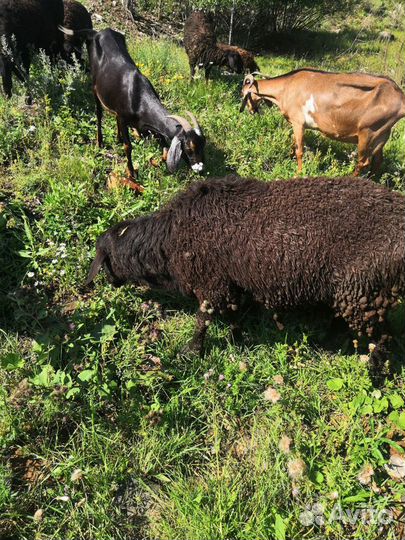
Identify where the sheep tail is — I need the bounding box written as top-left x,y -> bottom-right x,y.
85,248 -> 106,286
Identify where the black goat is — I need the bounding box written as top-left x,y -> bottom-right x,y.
86,175 -> 405,378
59,26 -> 206,178
62,0 -> 92,64
0,0 -> 64,99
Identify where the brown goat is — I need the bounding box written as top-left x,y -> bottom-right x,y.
241,69 -> 405,175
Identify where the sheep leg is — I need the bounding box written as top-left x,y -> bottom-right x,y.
369,333 -> 391,384
95,94 -> 104,148
292,123 -> 304,173
204,65 -> 212,81
183,309 -> 213,355
118,119 -> 137,179
189,62 -> 196,80
0,58 -> 13,98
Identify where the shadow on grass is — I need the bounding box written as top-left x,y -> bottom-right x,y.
136,287 -> 405,368
260,28 -> 380,60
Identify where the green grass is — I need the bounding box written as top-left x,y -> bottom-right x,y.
0,17 -> 405,540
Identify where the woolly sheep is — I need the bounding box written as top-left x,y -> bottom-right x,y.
0,0 -> 64,98
86,175 -> 405,376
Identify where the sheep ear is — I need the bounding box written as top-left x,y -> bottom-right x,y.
85,249 -> 106,286
166,136 -> 182,173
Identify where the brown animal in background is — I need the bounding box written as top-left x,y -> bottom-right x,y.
217,43 -> 259,73
184,11 -> 259,80
241,69 -> 405,175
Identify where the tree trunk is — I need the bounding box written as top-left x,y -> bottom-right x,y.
122,0 -> 136,19
228,0 -> 236,44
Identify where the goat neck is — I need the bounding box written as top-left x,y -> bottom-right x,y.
254,76 -> 286,107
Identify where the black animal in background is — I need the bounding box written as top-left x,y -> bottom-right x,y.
86,175 -> 405,378
59,26 -> 206,179
0,0 -> 64,99
62,0 -> 92,65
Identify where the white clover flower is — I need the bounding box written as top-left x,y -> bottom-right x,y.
27,271 -> 35,278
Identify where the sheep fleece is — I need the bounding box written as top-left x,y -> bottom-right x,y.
96,175 -> 405,337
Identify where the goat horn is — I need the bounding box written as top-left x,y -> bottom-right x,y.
185,111 -> 202,133
167,115 -> 192,132
251,71 -> 271,79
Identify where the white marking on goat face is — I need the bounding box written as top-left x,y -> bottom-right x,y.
303,95 -> 318,128
191,162 -> 204,173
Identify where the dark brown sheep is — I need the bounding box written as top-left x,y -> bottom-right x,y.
86,175 -> 405,377
62,0 -> 92,64
184,11 -> 248,80
217,43 -> 259,73
0,0 -> 64,98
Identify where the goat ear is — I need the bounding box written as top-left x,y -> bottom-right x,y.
166,136 -> 182,173
85,249 -> 106,286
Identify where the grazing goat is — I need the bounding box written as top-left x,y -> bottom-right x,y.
86,175 -> 405,378
241,69 -> 405,175
59,27 -> 205,179
0,0 -> 64,98
62,0 -> 92,64
184,11 -> 258,80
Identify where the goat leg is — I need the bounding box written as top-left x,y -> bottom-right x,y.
95,94 -> 104,148
354,130 -> 372,176
370,148 -> 383,177
118,119 -> 137,179
292,123 -> 304,173
116,117 -> 123,144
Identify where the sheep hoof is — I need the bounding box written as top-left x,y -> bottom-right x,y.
179,339 -> 203,357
